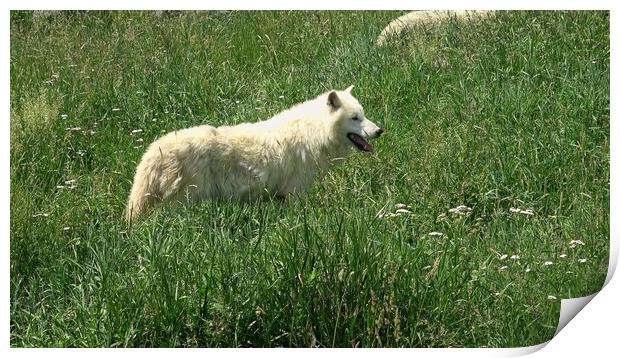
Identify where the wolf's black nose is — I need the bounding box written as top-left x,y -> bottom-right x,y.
376,128 -> 384,137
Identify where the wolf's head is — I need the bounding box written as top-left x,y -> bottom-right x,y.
327,85 -> 383,153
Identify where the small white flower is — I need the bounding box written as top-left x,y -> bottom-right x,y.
548,295 -> 557,300
578,258 -> 587,263
510,207 -> 534,215
65,127 -> 81,131
559,254 -> 567,258
152,118 -> 158,122
130,129 -> 143,135
56,185 -> 65,189
448,205 -> 472,215
569,240 -> 585,246
394,203 -> 411,210
278,95 -> 285,99
422,265 -> 432,270
525,268 -> 531,273
32,213 -> 49,218
63,227 -> 71,231
64,179 -> 77,185
395,208 -> 411,214
499,265 -> 508,270
235,100 -> 240,104
112,108 -> 121,112
543,261 -> 553,266
494,292 -> 500,296
60,114 -> 68,119
510,255 -> 520,260
499,254 -> 508,260
428,232 -> 443,237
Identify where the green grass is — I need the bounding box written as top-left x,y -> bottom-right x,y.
10,10 -> 609,347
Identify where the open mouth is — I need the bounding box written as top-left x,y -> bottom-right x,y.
347,133 -> 374,153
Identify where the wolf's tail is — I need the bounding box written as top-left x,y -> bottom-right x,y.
125,156 -> 160,223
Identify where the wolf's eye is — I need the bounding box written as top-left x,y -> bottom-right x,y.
351,116 -> 360,121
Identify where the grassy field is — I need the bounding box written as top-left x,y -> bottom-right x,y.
10,11 -> 609,347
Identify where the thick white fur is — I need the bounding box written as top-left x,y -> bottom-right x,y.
126,87 -> 381,221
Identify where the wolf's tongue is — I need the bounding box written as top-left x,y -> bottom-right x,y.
348,133 -> 374,153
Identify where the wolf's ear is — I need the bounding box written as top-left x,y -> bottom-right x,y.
344,85 -> 355,93
327,91 -> 342,109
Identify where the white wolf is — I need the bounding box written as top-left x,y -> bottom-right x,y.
126,86 -> 383,221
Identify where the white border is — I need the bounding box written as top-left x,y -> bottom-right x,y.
4,0 -> 616,356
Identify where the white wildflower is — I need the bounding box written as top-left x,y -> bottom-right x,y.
65,127 -> 81,131
130,129 -> 143,135
510,255 -> 520,260
32,213 -> 49,218
278,95 -> 285,99
510,207 -> 534,215
395,208 -> 411,215
525,268 -> 531,273
569,240 -> 585,246
428,232 -> 443,237
499,265 -> 508,270
60,114 -> 68,119
422,265 -> 432,270
395,203 -> 411,210
337,268 -> 346,282
543,261 -> 553,266
559,254 -> 567,258
448,205 -> 472,215
112,108 -> 121,112
63,227 -> 71,231
578,258 -> 587,263
548,295 -> 557,300
499,254 -> 508,260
